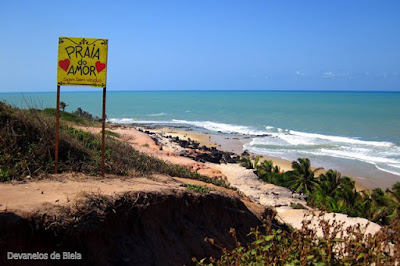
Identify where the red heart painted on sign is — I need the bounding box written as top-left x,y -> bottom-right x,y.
59,59 -> 70,72
96,61 -> 106,73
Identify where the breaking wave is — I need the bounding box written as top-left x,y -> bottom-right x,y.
107,118 -> 400,176
246,125 -> 400,176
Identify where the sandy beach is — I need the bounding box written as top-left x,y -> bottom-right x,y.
145,126 -> 395,191
106,124 -> 381,235
0,120 -> 384,261
2,2 -> 399,263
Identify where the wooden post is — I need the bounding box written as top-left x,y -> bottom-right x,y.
54,85 -> 60,174
101,86 -> 107,177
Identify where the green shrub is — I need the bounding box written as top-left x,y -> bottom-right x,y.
239,156 -> 253,169
105,130 -> 120,138
183,184 -> 212,194
253,156 -> 400,226
195,214 -> 400,265
42,108 -> 97,125
0,102 -> 230,188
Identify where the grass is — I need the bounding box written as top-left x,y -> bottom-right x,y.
183,184 -> 212,194
105,129 -> 120,138
42,108 -> 99,126
290,203 -> 306,209
0,102 -> 230,188
239,156 -> 253,169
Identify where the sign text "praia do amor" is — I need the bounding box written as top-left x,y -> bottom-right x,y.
57,37 -> 108,87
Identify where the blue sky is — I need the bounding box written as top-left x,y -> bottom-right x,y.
0,0 -> 399,92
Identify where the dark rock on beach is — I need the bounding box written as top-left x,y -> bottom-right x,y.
241,150 -> 250,157
167,135 -> 240,164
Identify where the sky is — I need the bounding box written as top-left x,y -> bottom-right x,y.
0,0 -> 399,92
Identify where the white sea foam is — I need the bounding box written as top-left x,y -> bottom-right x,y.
290,130 -> 394,147
261,125 -> 395,147
108,118 -> 265,135
255,145 -> 400,176
318,148 -> 399,165
108,118 -> 174,124
252,133 -> 322,146
243,145 -> 290,158
108,118 -> 400,176
171,119 -> 266,135
146,112 -> 166,117
251,125 -> 400,176
375,165 -> 400,176
108,118 -> 136,123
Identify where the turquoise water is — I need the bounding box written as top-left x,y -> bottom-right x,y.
1,91 -> 400,179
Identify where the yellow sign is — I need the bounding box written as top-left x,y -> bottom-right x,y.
57,37 -> 108,87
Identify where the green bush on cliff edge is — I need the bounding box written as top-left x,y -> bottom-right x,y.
0,102 -> 227,187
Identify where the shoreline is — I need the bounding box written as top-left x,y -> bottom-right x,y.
145,126 -> 398,191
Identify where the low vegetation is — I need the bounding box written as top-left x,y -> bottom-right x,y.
183,184 -> 213,194
242,156 -> 400,226
73,107 -> 101,121
2,101 -> 399,264
42,108 -> 98,125
239,156 -> 254,169
0,102 -> 228,187
195,213 -> 400,265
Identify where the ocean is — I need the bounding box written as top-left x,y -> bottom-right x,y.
2,91 -> 400,184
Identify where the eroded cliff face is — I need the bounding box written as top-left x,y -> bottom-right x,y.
0,191 -> 273,265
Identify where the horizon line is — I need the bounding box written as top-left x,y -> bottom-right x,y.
1,89 -> 400,93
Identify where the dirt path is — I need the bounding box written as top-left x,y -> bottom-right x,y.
81,125 -> 227,181
0,175 -> 178,214
0,173 -> 265,219
211,163 -> 306,208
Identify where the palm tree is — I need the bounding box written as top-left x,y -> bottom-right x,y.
59,101 -> 68,111
318,170 -> 343,195
385,182 -> 400,221
386,182 -> 400,203
274,165 -> 281,174
325,197 -> 347,213
239,156 -> 253,169
369,188 -> 397,224
319,170 -> 355,200
75,107 -> 84,116
254,160 -> 287,186
286,158 -> 322,196
255,160 -> 274,174
352,191 -> 374,218
254,156 -> 261,169
255,160 -> 275,183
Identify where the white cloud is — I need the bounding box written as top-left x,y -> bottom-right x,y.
295,70 -> 305,76
321,72 -> 350,79
322,71 -> 336,78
